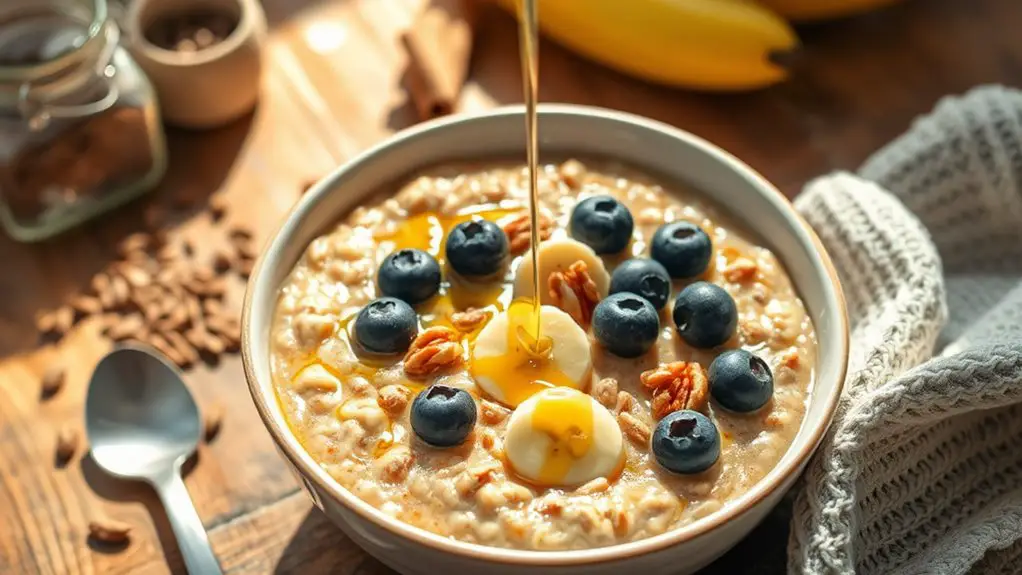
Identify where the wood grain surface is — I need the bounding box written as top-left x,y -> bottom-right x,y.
1,0 -> 1020,573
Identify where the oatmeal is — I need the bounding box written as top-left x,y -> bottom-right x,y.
270,160 -> 817,550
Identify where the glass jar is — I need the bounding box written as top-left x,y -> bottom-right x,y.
0,0 -> 166,241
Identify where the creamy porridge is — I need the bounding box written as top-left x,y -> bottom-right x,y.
270,159 -> 816,550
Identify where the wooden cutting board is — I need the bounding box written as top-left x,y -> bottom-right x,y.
1,0 -> 1019,572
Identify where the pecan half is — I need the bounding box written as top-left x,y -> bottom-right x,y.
450,308 -> 488,332
640,361 -> 709,419
403,327 -> 464,377
502,211 -> 553,254
548,261 -> 600,327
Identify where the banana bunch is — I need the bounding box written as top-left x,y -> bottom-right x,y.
492,0 -> 906,91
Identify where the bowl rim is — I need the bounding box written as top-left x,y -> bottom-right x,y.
242,104 -> 849,566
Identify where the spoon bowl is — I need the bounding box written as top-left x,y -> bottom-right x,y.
86,344 -> 223,574
87,345 -> 201,480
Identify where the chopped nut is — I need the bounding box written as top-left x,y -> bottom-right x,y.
450,308 -> 488,332
576,477 -> 610,495
502,211 -> 553,254
377,385 -> 412,415
537,499 -> 563,517
619,412 -> 651,445
740,318 -> 770,345
403,327 -> 464,377
548,260 -> 600,327
592,378 -> 619,410
204,404 -> 223,441
641,361 -> 709,419
558,159 -> 586,189
722,257 -> 758,283
479,399 -> 510,425
455,461 -> 502,497
120,265 -> 152,288
375,446 -> 414,483
88,519 -> 131,544
55,425 -> 79,463
778,348 -> 800,370
614,391 -> 635,414
40,365 -> 66,398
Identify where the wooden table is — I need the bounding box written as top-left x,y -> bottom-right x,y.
2,0 -> 1020,572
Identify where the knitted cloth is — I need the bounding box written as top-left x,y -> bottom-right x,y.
788,85 -> 1022,574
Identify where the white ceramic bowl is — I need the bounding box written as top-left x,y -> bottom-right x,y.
242,105 -> 849,575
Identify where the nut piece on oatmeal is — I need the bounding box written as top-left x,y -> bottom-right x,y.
479,399 -> 511,425
450,308 -> 488,332
640,361 -> 709,419
375,445 -> 414,483
403,326 -> 465,377
548,260 -> 601,327
502,210 -> 554,255
292,364 -> 341,393
377,384 -> 412,415
722,257 -> 758,283
618,411 -> 651,445
592,377 -> 618,410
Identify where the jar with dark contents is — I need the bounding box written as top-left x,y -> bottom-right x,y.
0,0 -> 166,241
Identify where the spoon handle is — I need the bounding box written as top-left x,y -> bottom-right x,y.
154,470 -> 224,575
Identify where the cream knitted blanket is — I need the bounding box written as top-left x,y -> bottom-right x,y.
788,85 -> 1022,574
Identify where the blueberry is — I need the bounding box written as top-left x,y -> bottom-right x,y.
569,195 -> 634,254
377,249 -> 441,305
609,258 -> 672,311
650,222 -> 712,279
672,281 -> 737,349
410,384 -> 477,447
592,292 -> 660,358
652,410 -> 720,475
709,349 -> 773,413
353,297 -> 418,354
445,220 -> 509,277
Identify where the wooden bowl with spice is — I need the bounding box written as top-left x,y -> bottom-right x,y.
124,0 -> 266,128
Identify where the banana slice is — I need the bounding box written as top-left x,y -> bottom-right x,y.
513,238 -> 611,306
470,301 -> 592,407
504,387 -> 624,487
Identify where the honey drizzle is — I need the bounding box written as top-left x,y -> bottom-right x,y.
519,0 -> 543,347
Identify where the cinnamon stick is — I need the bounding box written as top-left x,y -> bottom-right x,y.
401,0 -> 477,121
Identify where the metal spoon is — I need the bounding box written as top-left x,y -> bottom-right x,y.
86,345 -> 223,575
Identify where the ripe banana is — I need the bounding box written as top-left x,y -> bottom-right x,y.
504,387 -> 624,486
493,0 -> 798,91
471,302 -> 592,406
757,0 -> 905,22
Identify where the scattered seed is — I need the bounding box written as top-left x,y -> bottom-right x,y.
118,233 -> 150,257
147,332 -> 184,366
36,310 -> 58,333
204,404 -> 224,441
212,249 -> 233,272
110,276 -> 130,306
54,307 -> 75,334
163,330 -> 199,366
56,425 -> 79,463
209,196 -> 229,221
70,295 -> 103,316
107,314 -> 145,341
228,226 -> 254,241
41,366 -> 66,398
88,518 -> 132,544
121,265 -> 152,288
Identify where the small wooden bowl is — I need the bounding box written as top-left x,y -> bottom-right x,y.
125,0 -> 266,129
